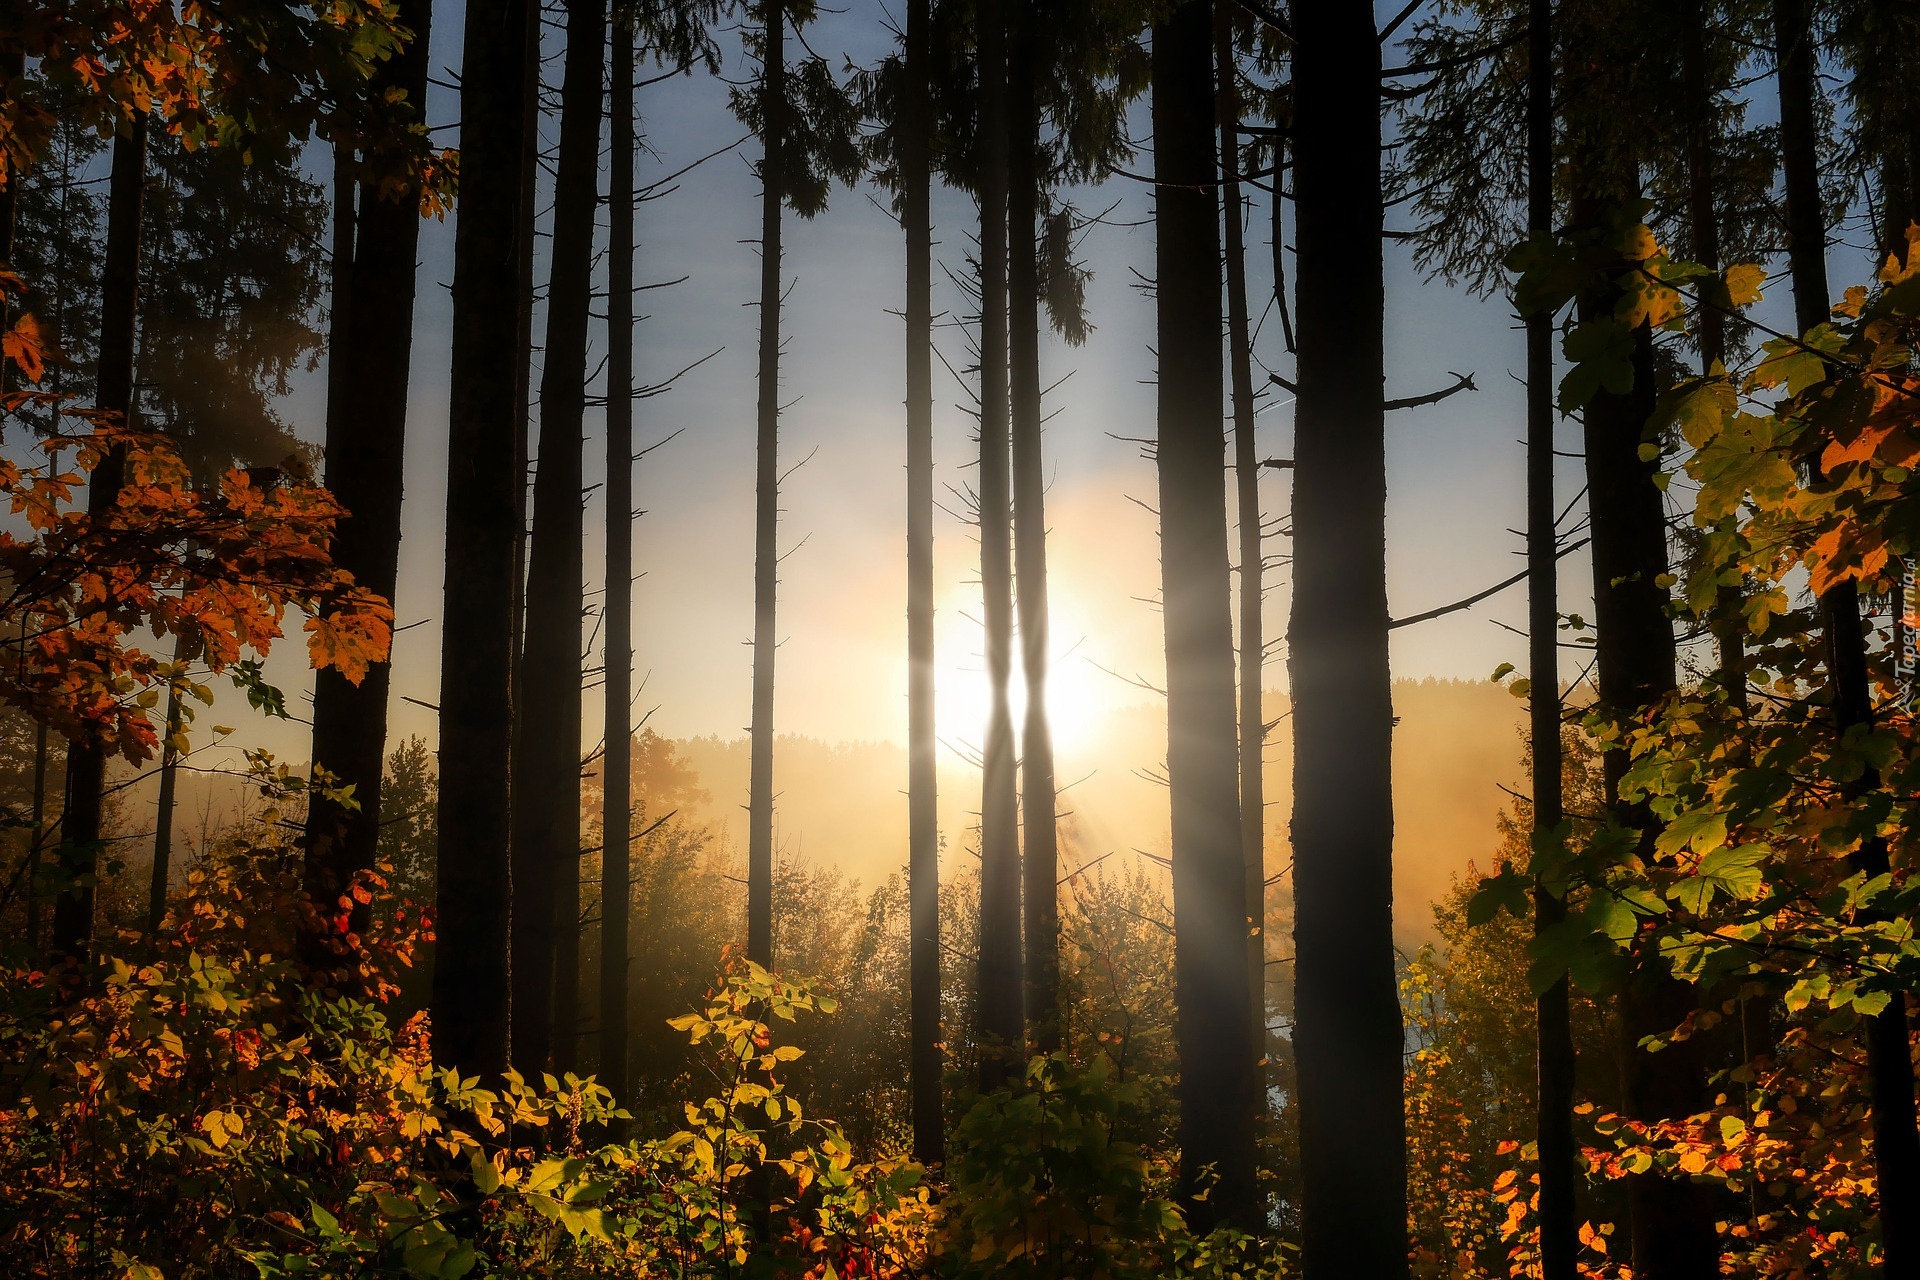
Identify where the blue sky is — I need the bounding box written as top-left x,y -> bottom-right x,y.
222,0 -> 1887,772
315,0 -> 1547,771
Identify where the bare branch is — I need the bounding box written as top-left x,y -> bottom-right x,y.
1388,537 -> 1589,630
1384,370 -> 1476,411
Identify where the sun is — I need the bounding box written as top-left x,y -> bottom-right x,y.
931,594 -> 1118,762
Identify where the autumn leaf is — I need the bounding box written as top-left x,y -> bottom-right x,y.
3,311 -> 46,382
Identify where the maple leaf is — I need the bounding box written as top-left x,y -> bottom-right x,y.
2,312 -> 45,383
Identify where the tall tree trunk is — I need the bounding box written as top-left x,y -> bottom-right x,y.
1570,175 -> 1717,1277
305,0 -> 433,971
50,112 -> 146,965
1680,0 -> 1723,370
747,0 -> 787,968
149,634 -> 191,935
902,0 -> 945,1165
1526,0 -> 1576,1274
1215,2 -> 1266,1056
511,0 -> 540,677
0,50 -> 20,393
26,723 -> 48,954
1153,0 -> 1257,1233
1009,4 -> 1057,1055
1681,0 -> 1746,708
1774,0 -> 1825,330
513,0 -> 603,1076
1288,0 -> 1404,1268
434,0 -> 534,1077
325,148 -> 356,440
973,0 -> 1023,1091
600,20 -> 636,1122
1776,3 -> 1920,1266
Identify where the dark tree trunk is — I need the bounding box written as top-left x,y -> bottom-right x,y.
600,20 -> 636,1122
1680,0 -> 1723,370
305,0 -> 433,970
511,0 -> 540,676
51,113 -> 147,965
973,0 -> 1023,1091
902,0 -> 945,1165
325,147 -> 356,439
1215,2 -> 1266,1054
27,723 -> 48,954
1526,0 -> 1575,1273
747,0 -> 786,968
1287,0 -> 1404,1267
149,635 -> 191,935
1776,3 -> 1920,1266
1009,4 -> 1057,1055
1681,0 -> 1746,707
434,0 -> 534,1078
1570,175 -> 1717,1277
0,50 -> 19,391
1153,0 -> 1257,1233
513,0 -> 603,1076
1774,0 -> 1826,335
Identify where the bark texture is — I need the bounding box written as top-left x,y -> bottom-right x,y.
1215,3 -> 1266,1054
1153,0 -> 1257,1233
1526,0 -> 1575,1272
51,114 -> 146,964
512,0 -> 604,1076
306,0 -> 433,967
600,19 -> 637,1121
973,0 -> 1024,1091
747,0 -> 787,967
1288,0 -> 1406,1267
1009,6 -> 1059,1054
433,0 -> 534,1077
902,0 -> 945,1165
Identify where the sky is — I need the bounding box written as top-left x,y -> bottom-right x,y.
210,0 -> 1885,797
74,0 -> 1905,912
278,0 -> 1553,779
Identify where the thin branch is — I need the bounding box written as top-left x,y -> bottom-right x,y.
1384,370 -> 1476,411
1388,537 -> 1590,629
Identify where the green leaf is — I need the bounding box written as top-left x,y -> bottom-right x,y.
469,1151 -> 501,1196
1467,868 -> 1530,927
441,1243 -> 477,1280
1669,843 -> 1768,914
1752,337 -> 1829,395
1526,918 -> 1625,996
1559,317 -> 1637,412
1653,810 -> 1727,859
526,1158 -> 569,1194
1784,974 -> 1831,1014
1583,890 -> 1640,944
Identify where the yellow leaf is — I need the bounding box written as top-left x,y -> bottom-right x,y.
1724,263 -> 1766,308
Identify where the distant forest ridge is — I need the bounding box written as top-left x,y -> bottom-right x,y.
135,677 -> 1524,945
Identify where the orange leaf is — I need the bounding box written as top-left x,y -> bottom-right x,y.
3,312 -> 46,383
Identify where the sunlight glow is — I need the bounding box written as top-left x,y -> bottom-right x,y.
931,589 -> 1121,763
